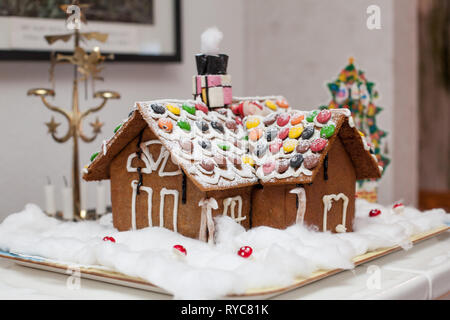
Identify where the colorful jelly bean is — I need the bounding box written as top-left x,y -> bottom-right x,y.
90,152 -> 99,162
290,113 -> 304,125
320,124 -> 335,138
310,138 -> 328,152
182,104 -> 196,115
276,113 -> 290,127
167,104 -> 180,115
211,121 -> 225,134
158,118 -> 173,133
283,139 -> 297,153
301,125 -> 315,139
289,125 -> 304,139
114,123 -> 122,133
276,99 -> 289,109
200,159 -> 215,172
316,110 -> 331,124
195,103 -> 209,114
263,113 -> 277,126
303,154 -> 320,169
249,128 -> 263,141
306,110 -> 318,122
266,127 -> 278,142
290,154 -> 304,169
265,100 -> 278,111
296,140 -> 310,153
262,161 -> 275,175
269,139 -> 283,154
242,155 -> 255,167
151,103 -> 165,114
246,117 -> 260,129
255,143 -> 268,157
278,127 -> 290,140
177,120 -> 191,131
277,160 -> 290,174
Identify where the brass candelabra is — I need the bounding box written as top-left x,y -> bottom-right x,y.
27,2 -> 120,220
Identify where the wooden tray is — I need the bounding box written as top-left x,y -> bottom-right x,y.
0,225 -> 448,299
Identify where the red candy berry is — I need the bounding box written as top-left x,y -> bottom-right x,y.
369,209 -> 382,217
102,236 -> 116,243
237,246 -> 253,258
316,110 -> 331,124
310,138 -> 328,152
173,244 -> 187,256
392,203 -> 405,214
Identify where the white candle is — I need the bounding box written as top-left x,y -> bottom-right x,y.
62,186 -> 74,220
44,184 -> 56,216
80,181 -> 88,212
96,182 -> 106,215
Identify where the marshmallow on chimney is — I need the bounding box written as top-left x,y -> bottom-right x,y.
192,27 -> 232,109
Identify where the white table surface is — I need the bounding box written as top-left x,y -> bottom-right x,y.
0,230 -> 448,300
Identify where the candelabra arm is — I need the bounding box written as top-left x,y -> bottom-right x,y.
41,96 -> 73,143
78,127 -> 98,143
41,96 -> 72,122
80,98 -> 108,120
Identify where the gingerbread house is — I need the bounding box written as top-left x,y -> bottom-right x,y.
83,49 -> 382,243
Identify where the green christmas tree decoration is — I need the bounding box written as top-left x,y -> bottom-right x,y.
326,58 -> 390,180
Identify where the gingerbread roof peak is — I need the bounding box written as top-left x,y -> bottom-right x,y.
83,97 -> 381,191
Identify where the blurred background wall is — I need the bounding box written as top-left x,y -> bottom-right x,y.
0,0 -> 420,219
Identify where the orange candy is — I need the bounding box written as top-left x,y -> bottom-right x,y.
249,128 -> 263,141
276,99 -> 289,109
290,114 -> 304,125
158,118 -> 173,133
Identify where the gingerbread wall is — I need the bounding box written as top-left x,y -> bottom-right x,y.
251,137 -> 356,232
303,137 -> 356,232
206,187 -> 253,230
109,127 -> 206,239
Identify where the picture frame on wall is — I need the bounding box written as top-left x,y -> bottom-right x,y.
0,0 -> 182,62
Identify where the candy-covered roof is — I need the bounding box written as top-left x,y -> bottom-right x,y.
83,97 -> 382,191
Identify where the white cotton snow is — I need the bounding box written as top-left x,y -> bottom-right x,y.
0,201 -> 448,299
200,27 -> 223,55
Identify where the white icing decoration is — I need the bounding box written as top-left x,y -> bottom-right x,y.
102,140 -> 107,155
322,193 -> 349,233
127,140 -> 181,177
290,187 -> 306,225
159,188 -> 179,232
130,180 -> 153,230
198,198 -> 218,244
222,196 -> 245,224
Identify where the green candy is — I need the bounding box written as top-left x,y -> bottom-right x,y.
114,123 -> 122,133
177,120 -> 191,131
182,104 -> 196,115
242,136 -> 249,141
320,124 -> 336,138
307,110 -> 319,122
90,152 -> 99,162
218,144 -> 230,151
